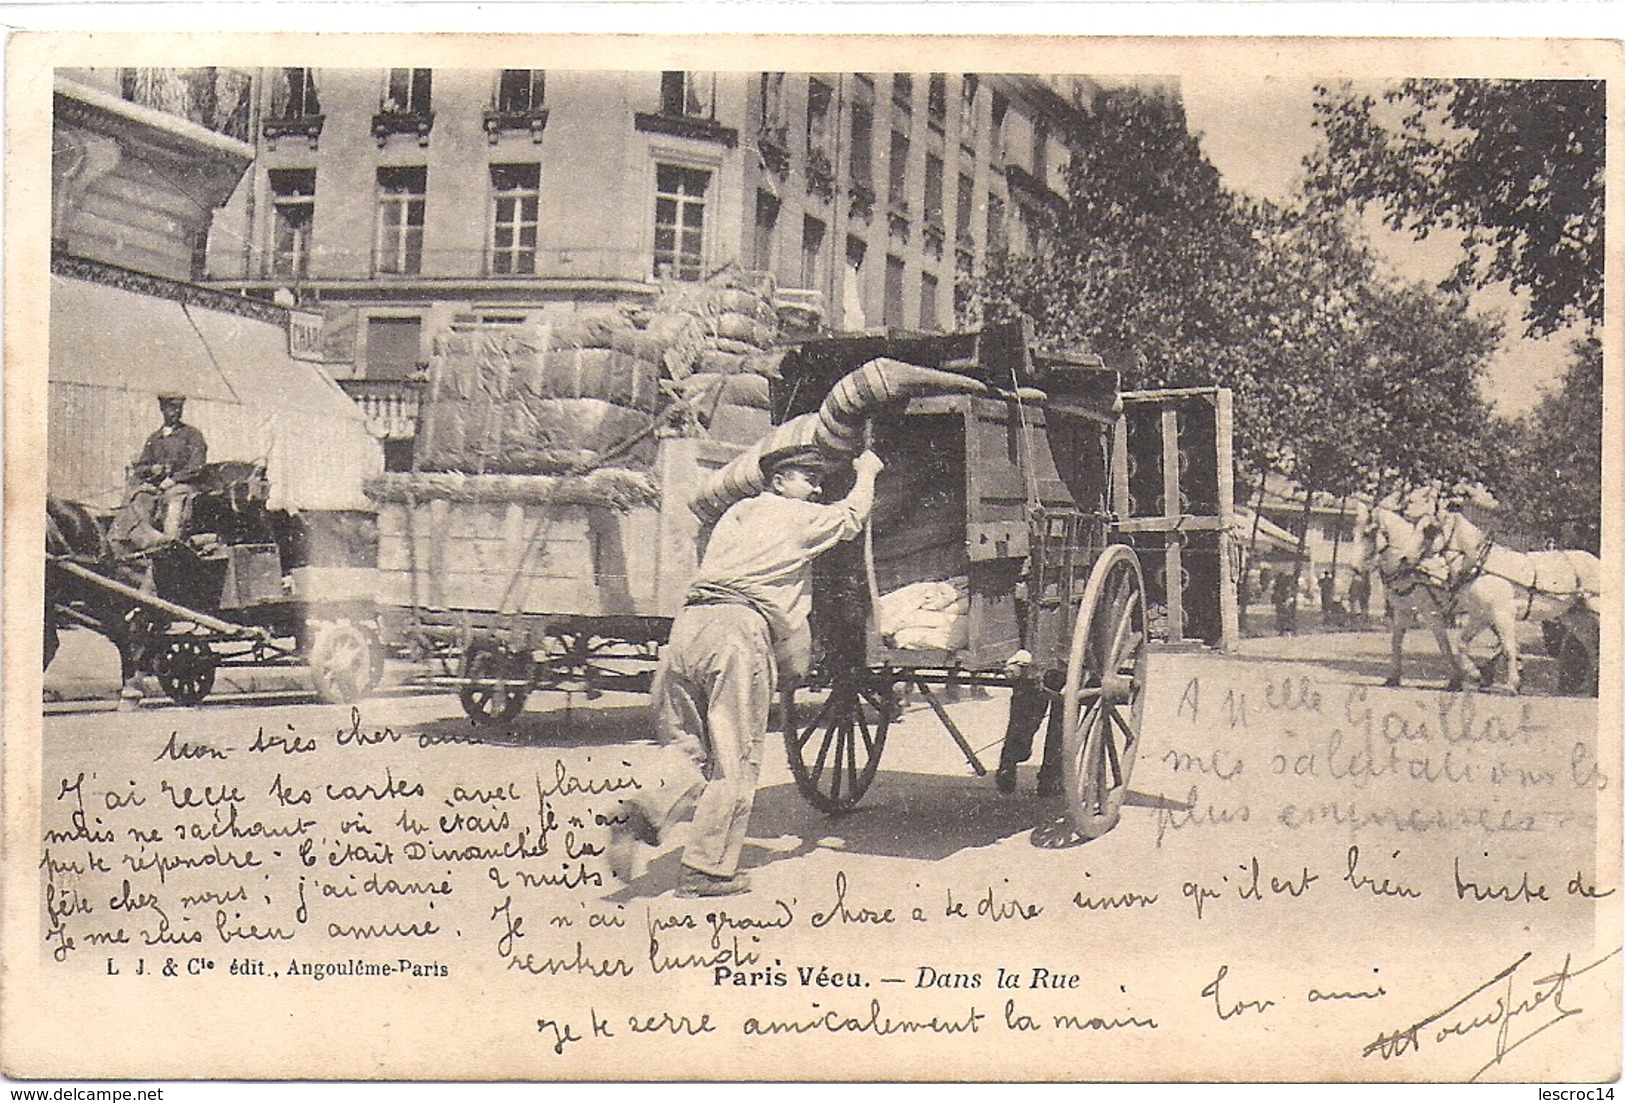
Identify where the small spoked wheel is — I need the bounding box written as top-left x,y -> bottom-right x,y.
458,643 -> 530,726
782,665 -> 894,814
154,638 -> 217,706
1060,544 -> 1149,842
308,620 -> 385,705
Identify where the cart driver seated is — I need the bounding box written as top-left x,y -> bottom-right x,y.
120,392 -> 207,548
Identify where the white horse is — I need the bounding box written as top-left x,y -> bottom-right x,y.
1358,506 -> 1481,692
1362,495 -> 1600,694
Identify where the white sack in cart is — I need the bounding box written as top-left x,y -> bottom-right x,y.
877,577 -> 971,651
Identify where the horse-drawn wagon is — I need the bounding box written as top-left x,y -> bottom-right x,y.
46,462 -> 383,706
752,324 -> 1153,842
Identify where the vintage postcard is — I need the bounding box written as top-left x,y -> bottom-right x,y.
4,31 -> 1620,1084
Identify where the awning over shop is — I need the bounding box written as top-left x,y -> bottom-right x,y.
1233,507 -> 1303,558
49,274 -> 382,511
49,274 -> 242,402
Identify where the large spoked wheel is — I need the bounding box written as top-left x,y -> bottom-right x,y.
309,620 -> 386,705
782,666 -> 895,814
458,643 -> 530,726
154,638 -> 217,706
1060,545 -> 1149,841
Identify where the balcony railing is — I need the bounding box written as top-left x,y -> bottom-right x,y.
805,148 -> 836,200
483,106 -> 549,143
634,110 -> 737,147
372,109 -> 435,147
847,179 -> 876,223
758,124 -> 791,177
887,199 -> 911,242
922,219 -> 946,259
337,378 -> 425,440
262,114 -> 325,150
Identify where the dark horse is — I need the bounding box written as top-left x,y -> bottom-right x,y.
45,495 -> 162,694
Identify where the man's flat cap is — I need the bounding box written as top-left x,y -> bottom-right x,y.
759,444 -> 829,480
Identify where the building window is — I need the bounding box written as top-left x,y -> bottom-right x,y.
956,172 -> 975,245
452,312 -> 527,331
954,248 -> 975,325
271,68 -> 321,118
927,74 -> 948,131
800,215 -> 826,290
654,163 -> 710,281
892,73 -> 913,112
843,236 -> 867,330
960,75 -> 979,143
375,166 -> 426,275
806,78 -> 833,156
661,72 -> 715,119
924,153 -> 945,227
987,192 -> 1007,255
753,190 -> 780,273
805,78 -> 835,197
883,254 -> 907,329
365,316 -> 422,381
849,96 -> 874,190
383,68 -> 432,114
759,72 -> 787,131
489,164 -> 539,276
991,91 -> 1009,163
920,271 -> 940,332
888,130 -> 910,210
268,168 -> 315,281
496,70 -> 545,112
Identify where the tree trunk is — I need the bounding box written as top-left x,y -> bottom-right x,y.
1240,476 -> 1268,633
1328,493 -> 1347,577
1286,488 -> 1313,635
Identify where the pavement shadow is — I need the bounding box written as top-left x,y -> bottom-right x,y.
409,700 -> 652,749
1307,652 -> 1571,698
603,772 -> 1180,900
745,772 -> 1057,863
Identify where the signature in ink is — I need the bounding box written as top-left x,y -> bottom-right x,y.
1363,946 -> 1622,1080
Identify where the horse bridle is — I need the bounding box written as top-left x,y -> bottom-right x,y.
1370,507 -> 1497,615
1365,514 -> 1428,597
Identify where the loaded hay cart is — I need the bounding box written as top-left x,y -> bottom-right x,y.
767,324 -> 1176,844
366,272 -> 782,723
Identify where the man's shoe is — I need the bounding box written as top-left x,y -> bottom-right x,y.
994,764 -> 1017,794
676,868 -> 751,898
607,803 -> 659,883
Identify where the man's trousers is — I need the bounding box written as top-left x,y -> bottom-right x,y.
634,604 -> 776,878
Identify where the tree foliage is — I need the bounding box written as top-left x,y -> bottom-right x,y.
1345,280 -> 1502,493
970,83 -> 1507,513
1482,338 -> 1603,553
1306,79 -> 1604,338
974,86 -> 1254,389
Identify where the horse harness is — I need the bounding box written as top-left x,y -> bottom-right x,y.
1378,507 -> 1590,620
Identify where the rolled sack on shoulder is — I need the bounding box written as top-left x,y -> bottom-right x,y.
688,413 -> 822,524
688,357 -> 1047,523
811,357 -> 1046,454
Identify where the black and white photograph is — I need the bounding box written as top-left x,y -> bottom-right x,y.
5,30 -> 1619,1086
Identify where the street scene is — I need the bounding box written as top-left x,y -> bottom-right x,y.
19,53 -> 1614,1084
